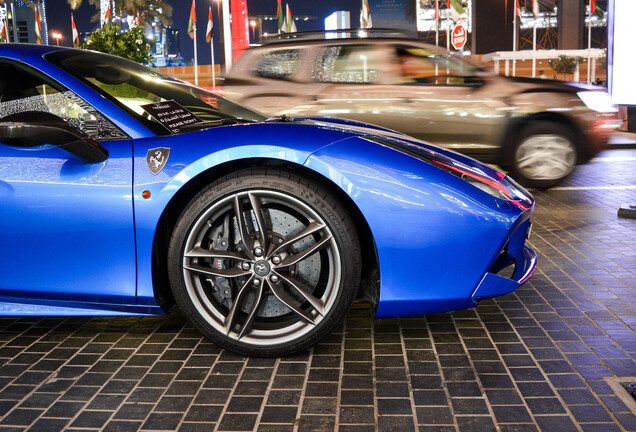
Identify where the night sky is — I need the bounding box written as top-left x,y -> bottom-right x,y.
45,0 -> 363,64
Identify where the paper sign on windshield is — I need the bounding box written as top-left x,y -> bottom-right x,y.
141,100 -> 203,133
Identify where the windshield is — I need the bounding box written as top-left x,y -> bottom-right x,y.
45,50 -> 268,135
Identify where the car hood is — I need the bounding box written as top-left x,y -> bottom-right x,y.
293,117 -> 506,181
501,75 -> 604,94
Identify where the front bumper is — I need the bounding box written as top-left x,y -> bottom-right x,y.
471,245 -> 537,301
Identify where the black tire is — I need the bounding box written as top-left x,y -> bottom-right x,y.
507,121 -> 578,189
167,169 -> 361,357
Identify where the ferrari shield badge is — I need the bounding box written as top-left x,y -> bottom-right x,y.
147,148 -> 170,175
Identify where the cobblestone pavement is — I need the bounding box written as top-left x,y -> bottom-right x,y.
0,149 -> 635,432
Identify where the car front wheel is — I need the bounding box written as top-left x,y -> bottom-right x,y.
509,122 -> 578,189
167,169 -> 361,357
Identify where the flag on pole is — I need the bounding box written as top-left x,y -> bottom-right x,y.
285,4 -> 297,33
0,21 -> 7,43
360,0 -> 372,29
591,0 -> 604,19
206,6 -> 213,43
136,12 -> 141,26
276,0 -> 285,33
103,6 -> 112,29
188,0 -> 199,85
593,6 -> 604,19
448,0 -> 464,22
532,0 -> 539,18
34,7 -> 42,44
515,0 -> 522,17
72,14 -> 79,47
188,0 -> 197,39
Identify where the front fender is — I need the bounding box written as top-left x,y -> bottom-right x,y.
133,123 -> 355,304
304,137 -> 530,318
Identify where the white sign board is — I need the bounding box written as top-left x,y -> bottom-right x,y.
0,6 -> 6,20
608,0 -> 636,104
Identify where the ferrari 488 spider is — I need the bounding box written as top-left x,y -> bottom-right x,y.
0,45 -> 536,356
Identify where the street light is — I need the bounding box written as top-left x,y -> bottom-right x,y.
51,32 -> 62,46
250,20 -> 256,43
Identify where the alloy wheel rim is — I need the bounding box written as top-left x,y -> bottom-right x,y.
182,190 -> 341,346
515,134 -> 576,180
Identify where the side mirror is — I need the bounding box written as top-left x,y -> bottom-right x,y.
0,111 -> 109,164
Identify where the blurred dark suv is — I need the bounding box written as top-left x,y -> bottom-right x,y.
223,31 -> 621,188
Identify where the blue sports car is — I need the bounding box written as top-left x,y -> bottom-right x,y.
0,45 -> 536,356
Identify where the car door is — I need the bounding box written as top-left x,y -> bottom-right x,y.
0,59 -> 137,305
382,45 -> 505,153
306,43 -> 506,158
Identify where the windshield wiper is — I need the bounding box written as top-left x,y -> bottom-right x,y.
179,118 -> 257,132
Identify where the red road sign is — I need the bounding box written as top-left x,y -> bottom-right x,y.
451,24 -> 467,50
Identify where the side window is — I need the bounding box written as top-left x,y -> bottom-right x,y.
255,49 -> 303,80
0,62 -> 126,140
394,45 -> 480,86
312,45 -> 382,84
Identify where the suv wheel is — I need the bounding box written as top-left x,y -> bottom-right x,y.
509,122 -> 577,189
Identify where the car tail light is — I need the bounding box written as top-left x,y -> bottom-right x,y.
593,117 -> 623,130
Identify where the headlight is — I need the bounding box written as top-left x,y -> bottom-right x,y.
426,156 -> 533,210
362,135 -> 533,209
431,159 -> 512,200
464,175 -> 510,200
577,91 -> 618,113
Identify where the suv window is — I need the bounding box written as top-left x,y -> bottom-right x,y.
394,45 -> 481,86
313,45 -> 382,84
0,61 -> 126,140
255,49 -> 303,79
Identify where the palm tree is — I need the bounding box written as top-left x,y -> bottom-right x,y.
67,0 -> 173,28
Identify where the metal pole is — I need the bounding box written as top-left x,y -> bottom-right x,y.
532,21 -> 537,77
211,37 -> 215,90
587,2 -> 592,84
446,16 -> 450,81
513,8 -> 517,76
446,20 -> 449,52
194,21 -> 198,86
435,0 -> 439,47
10,2 -> 17,42
435,0 -> 439,77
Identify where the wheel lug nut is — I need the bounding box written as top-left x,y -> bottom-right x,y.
254,246 -> 263,257
252,278 -> 261,286
241,262 -> 251,270
270,274 -> 279,284
271,255 -> 281,265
